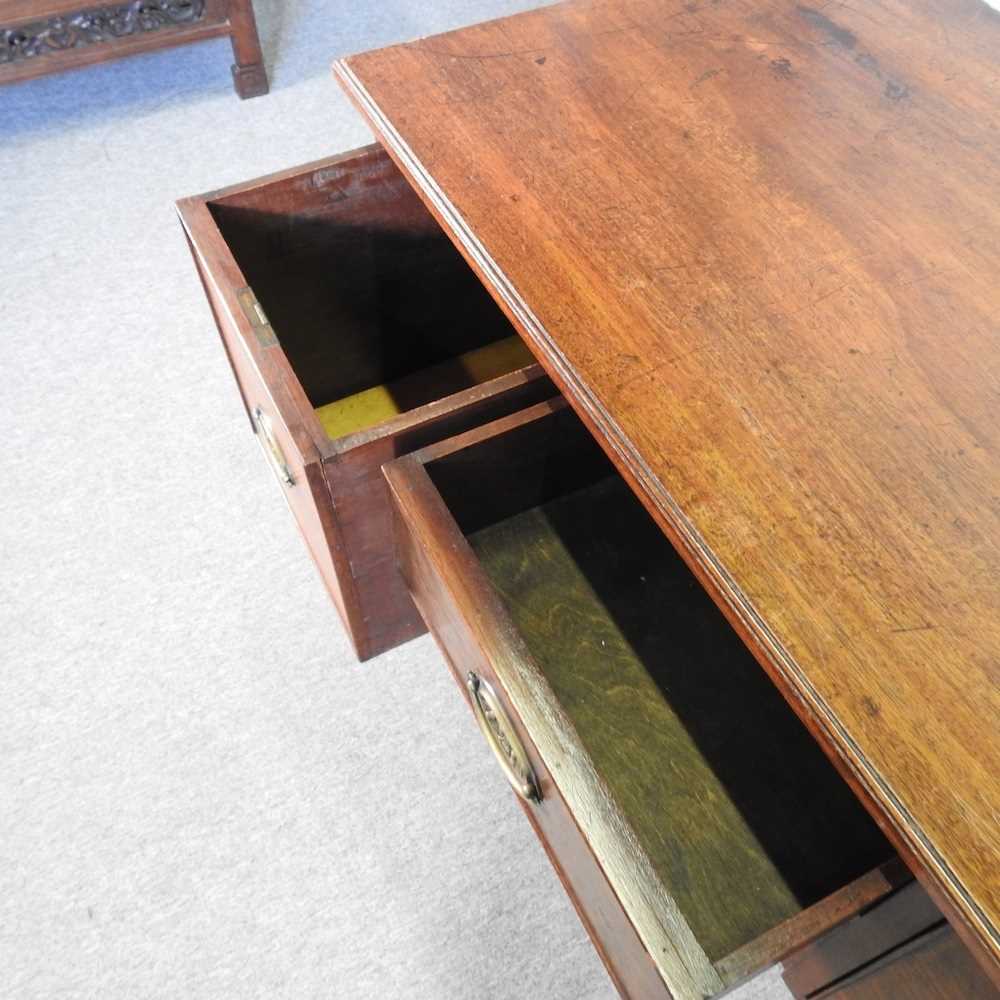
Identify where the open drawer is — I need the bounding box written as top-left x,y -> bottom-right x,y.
176,144 -> 552,660
385,398 -> 910,1000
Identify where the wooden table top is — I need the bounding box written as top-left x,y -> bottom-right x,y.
335,0 -> 1000,972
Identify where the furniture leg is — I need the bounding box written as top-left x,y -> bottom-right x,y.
227,0 -> 266,98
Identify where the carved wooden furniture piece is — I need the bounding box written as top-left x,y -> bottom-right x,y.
177,146 -> 551,660
0,0 -> 267,97
177,0 -> 999,996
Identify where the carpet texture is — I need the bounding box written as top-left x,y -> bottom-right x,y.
1,2 -> 803,997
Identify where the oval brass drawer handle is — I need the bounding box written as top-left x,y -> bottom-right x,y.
252,406 -> 294,487
467,672 -> 540,803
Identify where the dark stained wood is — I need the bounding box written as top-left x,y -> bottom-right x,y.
226,0 -> 266,98
335,0 -> 1000,971
0,0 -> 267,97
176,145 -> 551,659
782,873 -> 946,998
814,924 -> 1000,999
385,398 -> 909,998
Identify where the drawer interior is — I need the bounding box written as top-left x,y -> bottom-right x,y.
422,406 -> 894,973
207,148 -> 534,439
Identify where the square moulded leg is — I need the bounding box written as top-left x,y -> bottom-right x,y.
227,0 -> 267,98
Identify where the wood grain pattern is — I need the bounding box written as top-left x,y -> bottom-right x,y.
390,446 -> 675,999
468,473 -> 891,964
386,399 -> 911,998
336,0 -> 1000,969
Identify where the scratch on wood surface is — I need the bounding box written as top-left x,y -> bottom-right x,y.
608,82 -> 648,115
891,265 -> 965,290
812,280 -> 854,307
771,56 -> 795,78
884,79 -> 911,102
692,67 -> 723,87
414,44 -> 546,61
855,50 -> 882,78
745,278 -> 855,327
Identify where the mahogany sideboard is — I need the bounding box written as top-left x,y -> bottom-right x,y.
0,0 -> 267,98
178,0 -> 1000,996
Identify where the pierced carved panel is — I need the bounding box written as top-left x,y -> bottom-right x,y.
1,0 -> 206,64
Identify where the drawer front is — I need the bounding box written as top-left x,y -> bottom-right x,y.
385,400 -> 912,1000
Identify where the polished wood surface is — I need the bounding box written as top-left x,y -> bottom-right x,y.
336,0 -> 1000,969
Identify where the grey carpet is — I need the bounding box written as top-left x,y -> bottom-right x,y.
1,2 -> 799,996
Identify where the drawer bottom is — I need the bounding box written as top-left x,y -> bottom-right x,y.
315,335 -> 534,440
